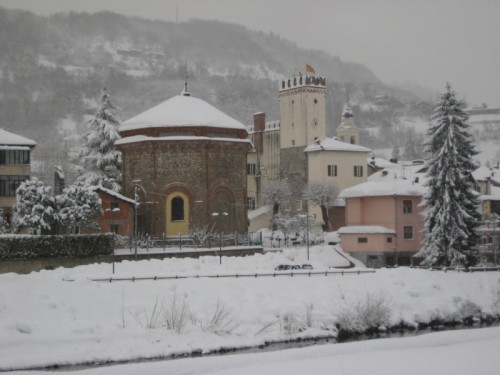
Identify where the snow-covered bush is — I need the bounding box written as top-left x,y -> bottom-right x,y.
56,183 -> 103,234
133,296 -> 165,330
337,293 -> 392,332
164,291 -> 190,334
190,224 -> 215,247
0,215 -> 10,234
12,178 -> 57,234
280,311 -> 303,336
203,299 -> 239,336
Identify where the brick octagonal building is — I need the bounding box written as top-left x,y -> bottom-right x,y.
116,86 -> 251,237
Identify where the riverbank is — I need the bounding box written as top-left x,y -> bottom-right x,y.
1,244 -> 499,370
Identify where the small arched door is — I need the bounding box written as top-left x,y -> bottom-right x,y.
166,192 -> 190,236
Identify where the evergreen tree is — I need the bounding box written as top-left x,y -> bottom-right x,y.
12,178 -> 57,234
76,87 -> 122,192
417,84 -> 481,267
57,183 -> 103,234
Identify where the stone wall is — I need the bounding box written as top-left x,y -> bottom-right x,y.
119,138 -> 250,236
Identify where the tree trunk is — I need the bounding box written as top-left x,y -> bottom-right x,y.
272,203 -> 279,231
321,205 -> 331,232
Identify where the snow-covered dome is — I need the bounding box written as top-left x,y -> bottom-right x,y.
120,94 -> 247,132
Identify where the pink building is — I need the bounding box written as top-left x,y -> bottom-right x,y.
338,180 -> 426,268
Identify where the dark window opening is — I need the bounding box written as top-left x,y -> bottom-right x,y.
171,197 -> 184,221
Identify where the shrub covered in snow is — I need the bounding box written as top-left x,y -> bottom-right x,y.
57,183 -> 103,234
11,178 -> 57,234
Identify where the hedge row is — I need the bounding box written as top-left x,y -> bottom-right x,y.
0,234 -> 115,260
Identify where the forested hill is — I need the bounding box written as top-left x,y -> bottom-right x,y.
0,7 -> 432,147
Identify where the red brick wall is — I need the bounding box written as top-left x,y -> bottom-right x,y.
95,191 -> 134,236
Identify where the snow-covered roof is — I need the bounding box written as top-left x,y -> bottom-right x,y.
368,157 -> 398,169
305,137 -> 371,153
116,135 -> 253,146
91,186 -> 136,204
472,165 -> 498,182
368,161 -> 428,183
0,145 -> 30,151
338,226 -> 396,234
479,185 -> 500,200
0,129 -> 37,147
248,205 -> 271,220
340,180 -> 426,198
120,94 -> 247,132
247,120 -> 280,134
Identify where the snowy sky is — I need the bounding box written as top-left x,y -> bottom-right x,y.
1,0 -> 500,107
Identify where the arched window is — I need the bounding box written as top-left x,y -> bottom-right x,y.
171,196 -> 184,221
350,136 -> 355,144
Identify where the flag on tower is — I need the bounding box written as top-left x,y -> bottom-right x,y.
305,64 -> 315,74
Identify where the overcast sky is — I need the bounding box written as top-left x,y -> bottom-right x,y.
1,0 -> 499,107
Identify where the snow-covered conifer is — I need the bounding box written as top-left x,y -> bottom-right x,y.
12,178 -> 57,234
417,84 -> 481,266
57,183 -> 103,234
76,88 -> 122,192
303,181 -> 339,232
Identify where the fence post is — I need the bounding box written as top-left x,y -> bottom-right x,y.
163,233 -> 165,251
179,233 -> 182,251
235,232 -> 238,246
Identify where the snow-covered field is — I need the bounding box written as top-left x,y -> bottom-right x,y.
1,244 -> 500,371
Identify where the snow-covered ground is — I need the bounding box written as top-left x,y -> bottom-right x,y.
15,326 -> 500,375
1,244 -> 500,371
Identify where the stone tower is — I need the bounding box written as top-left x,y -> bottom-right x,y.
278,73 -> 327,204
279,74 -> 327,149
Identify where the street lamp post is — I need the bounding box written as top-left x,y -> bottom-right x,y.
299,213 -> 315,261
132,179 -> 147,261
212,212 -> 228,264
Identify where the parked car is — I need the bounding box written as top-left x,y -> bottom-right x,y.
275,264 -> 292,271
274,264 -> 314,271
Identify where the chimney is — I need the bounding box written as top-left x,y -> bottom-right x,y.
253,112 -> 265,153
